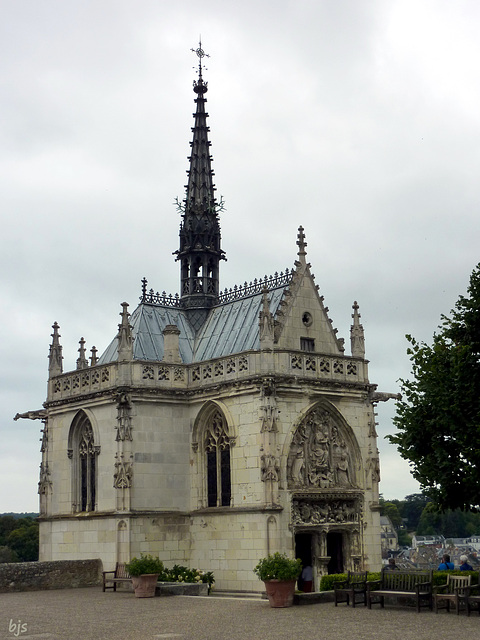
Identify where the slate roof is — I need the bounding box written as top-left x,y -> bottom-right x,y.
97,284 -> 286,365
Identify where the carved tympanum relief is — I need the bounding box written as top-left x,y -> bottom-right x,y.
287,407 -> 355,489
292,497 -> 361,526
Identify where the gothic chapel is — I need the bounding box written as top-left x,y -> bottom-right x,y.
18,46 -> 394,591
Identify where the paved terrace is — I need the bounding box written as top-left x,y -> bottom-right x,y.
0,588 -> 479,640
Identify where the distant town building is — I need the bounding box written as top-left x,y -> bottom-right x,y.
412,535 -> 445,549
380,515 -> 398,556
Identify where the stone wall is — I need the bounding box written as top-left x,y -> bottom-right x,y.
0,559 -> 102,593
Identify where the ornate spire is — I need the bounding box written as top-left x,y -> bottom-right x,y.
174,41 -> 225,331
350,301 -> 365,358
117,302 -> 133,361
48,322 -> 63,377
76,337 -> 88,370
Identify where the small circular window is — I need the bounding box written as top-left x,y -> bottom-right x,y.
302,312 -> 313,327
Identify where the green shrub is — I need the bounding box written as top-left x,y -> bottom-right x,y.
319,572 -> 381,592
126,554 -> 164,577
253,552 -> 302,581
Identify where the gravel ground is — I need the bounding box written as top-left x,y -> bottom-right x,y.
1,587 -> 479,640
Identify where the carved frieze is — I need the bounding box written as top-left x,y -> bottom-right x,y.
287,407 -> 354,490
292,495 -> 362,527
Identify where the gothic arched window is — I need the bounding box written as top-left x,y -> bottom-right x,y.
205,410 -> 231,507
68,411 -> 99,512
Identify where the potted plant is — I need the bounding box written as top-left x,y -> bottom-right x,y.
253,552 -> 302,607
126,554 -> 164,598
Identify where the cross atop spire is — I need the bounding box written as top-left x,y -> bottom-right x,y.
191,38 -> 210,87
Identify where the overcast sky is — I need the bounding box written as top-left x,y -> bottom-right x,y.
2,0 -> 479,513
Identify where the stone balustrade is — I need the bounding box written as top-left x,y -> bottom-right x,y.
48,351 -> 367,401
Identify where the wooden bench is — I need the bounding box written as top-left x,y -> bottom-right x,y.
367,569 -> 433,612
334,571 -> 368,607
465,585 -> 480,616
102,562 -> 131,592
434,574 -> 471,614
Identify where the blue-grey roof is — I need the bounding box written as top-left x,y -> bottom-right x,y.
97,285 -> 286,365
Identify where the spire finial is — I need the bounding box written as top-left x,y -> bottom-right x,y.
296,226 -> 307,253
191,38 -> 209,82
117,302 -> 133,361
76,337 -> 88,370
350,300 -> 365,358
90,346 -> 98,367
48,321 -> 63,377
296,226 -> 308,266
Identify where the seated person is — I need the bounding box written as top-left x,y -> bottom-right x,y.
385,557 -> 399,570
437,554 -> 454,570
459,554 -> 473,571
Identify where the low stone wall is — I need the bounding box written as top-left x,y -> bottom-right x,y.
0,559 -> 102,593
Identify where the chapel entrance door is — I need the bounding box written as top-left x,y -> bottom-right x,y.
295,532 -> 313,591
327,531 -> 344,574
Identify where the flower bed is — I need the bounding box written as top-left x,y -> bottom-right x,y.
161,564 -> 215,591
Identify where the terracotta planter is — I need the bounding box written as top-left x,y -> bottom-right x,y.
263,579 -> 296,608
131,574 -> 159,598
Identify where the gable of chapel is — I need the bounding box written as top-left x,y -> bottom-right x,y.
272,238 -> 344,355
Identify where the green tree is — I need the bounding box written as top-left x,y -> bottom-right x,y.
389,264 -> 480,512
0,516 -> 39,562
6,519 -> 39,562
397,529 -> 412,547
0,546 -> 19,562
0,515 -> 18,546
402,494 -> 430,531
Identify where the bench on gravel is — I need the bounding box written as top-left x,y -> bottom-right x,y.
367,569 -> 433,612
102,563 -> 131,592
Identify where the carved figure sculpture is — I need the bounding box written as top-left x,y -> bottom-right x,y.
287,407 -> 354,489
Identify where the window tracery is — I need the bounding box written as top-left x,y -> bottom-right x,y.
204,410 -> 231,507
69,411 -> 99,512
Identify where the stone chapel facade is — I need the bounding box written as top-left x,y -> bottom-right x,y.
18,47 -> 394,592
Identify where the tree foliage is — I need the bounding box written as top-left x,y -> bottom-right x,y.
389,264 -> 480,511
0,515 -> 39,562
